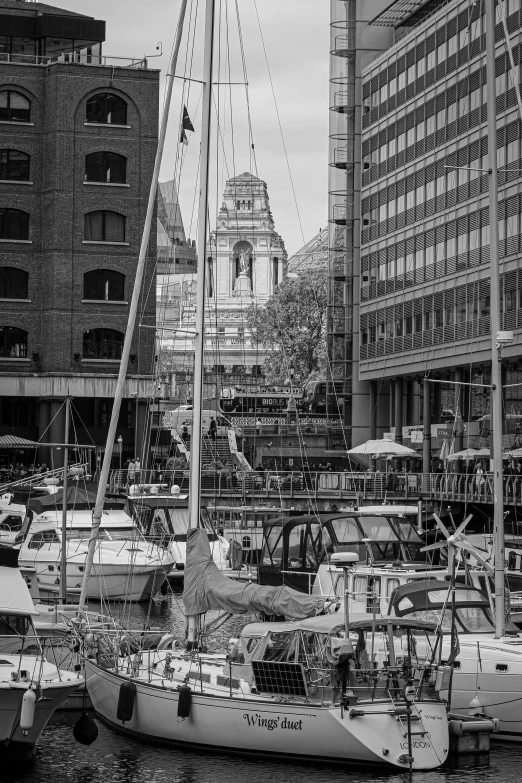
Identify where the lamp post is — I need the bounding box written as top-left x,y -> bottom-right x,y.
117,435 -> 123,470
286,362 -> 297,425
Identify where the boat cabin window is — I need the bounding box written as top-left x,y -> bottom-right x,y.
0,614 -> 30,636
398,602 -> 497,633
263,526 -> 283,566
27,529 -> 60,549
327,516 -> 366,559
263,631 -> 297,662
286,522 -> 323,570
64,527 -> 143,542
0,514 -> 23,531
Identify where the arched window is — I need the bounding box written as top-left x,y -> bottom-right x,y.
273,257 -> 279,288
85,152 -> 126,184
207,257 -> 213,298
0,268 -> 28,299
83,328 -> 124,360
0,91 -> 30,123
86,93 -> 127,125
84,211 -> 125,243
0,209 -> 29,240
0,150 -> 30,181
83,270 -> 125,301
0,326 -> 27,358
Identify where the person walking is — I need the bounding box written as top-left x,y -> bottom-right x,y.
127,457 -> 136,487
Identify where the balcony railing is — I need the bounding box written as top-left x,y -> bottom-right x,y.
0,52 -> 149,69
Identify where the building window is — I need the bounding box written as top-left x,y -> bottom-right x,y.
0,150 -> 30,181
86,94 -> 127,125
85,152 -> 127,184
83,328 -> 124,360
84,211 -> 125,243
273,257 -> 279,287
0,209 -> 29,240
83,270 -> 125,301
0,91 -> 30,123
0,326 -> 27,357
0,268 -> 28,299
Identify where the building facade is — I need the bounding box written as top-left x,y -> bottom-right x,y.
358,0 -> 522,454
0,0 -> 159,467
327,0 -> 393,447
166,172 -> 287,398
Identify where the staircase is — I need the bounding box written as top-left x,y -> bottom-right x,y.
201,435 -> 232,463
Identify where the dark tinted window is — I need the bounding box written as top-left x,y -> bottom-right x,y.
84,210 -> 125,242
0,326 -> 27,357
0,267 -> 28,298
83,328 -> 124,360
0,150 -> 30,180
83,269 -> 125,301
86,93 -> 127,125
0,91 -> 30,122
85,152 -> 126,184
0,209 -> 29,240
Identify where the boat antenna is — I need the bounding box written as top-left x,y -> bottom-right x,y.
485,0 -> 505,638
78,0 -> 190,610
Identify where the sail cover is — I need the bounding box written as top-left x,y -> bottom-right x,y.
183,529 -> 327,618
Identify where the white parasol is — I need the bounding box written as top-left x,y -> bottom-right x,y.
347,438 -> 416,457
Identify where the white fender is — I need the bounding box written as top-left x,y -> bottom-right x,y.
20,687 -> 36,731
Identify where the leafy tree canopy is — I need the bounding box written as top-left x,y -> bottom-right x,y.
246,267 -> 327,386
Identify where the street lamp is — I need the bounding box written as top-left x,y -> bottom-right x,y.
117,435 -> 123,471
286,361 -> 297,424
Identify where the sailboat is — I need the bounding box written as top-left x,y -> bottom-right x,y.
81,0 -> 453,770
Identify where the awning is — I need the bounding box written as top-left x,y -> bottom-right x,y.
0,435 -> 38,449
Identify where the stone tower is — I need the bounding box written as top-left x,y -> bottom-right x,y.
170,172 -> 287,396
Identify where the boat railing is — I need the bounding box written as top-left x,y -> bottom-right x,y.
0,633 -> 84,678
0,462 -> 90,493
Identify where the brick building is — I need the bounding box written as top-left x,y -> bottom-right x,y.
0,0 -> 159,468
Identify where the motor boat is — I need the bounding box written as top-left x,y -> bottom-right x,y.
0,545 -> 81,759
15,508 -> 174,602
126,487 -> 229,582
388,580 -> 522,741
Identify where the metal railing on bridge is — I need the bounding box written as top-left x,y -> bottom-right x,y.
108,469 -> 522,506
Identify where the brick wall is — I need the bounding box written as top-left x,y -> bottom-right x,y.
0,60 -> 159,378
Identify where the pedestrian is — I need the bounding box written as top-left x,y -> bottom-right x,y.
256,418 -> 262,436
134,457 -> 141,482
474,461 -> 485,491
128,457 -> 136,486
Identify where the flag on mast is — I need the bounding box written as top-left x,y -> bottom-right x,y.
180,106 -> 194,145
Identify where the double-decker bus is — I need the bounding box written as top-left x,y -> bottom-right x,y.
301,380 -> 345,415
220,386 -> 303,415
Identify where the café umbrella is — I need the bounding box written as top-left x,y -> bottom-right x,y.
347,439 -> 416,457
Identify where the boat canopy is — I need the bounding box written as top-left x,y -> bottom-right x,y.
183,528 -> 327,618
296,613 -> 439,634
240,613 -> 439,637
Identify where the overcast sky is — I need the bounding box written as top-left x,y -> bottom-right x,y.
52,0 -> 330,256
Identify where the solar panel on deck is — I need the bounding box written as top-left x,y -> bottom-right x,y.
252,661 -> 308,698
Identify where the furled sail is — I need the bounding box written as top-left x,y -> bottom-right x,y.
183,529 -> 327,618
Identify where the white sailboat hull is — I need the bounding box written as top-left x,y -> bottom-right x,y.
86,661 -> 449,769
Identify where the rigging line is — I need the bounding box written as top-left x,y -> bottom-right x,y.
252,0 -> 305,245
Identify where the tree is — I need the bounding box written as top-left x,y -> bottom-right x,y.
246,267 -> 327,386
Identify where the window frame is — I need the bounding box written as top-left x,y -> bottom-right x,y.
85,93 -> 128,126
0,90 -> 30,123
84,151 -> 127,184
83,269 -> 125,302
0,208 -> 29,241
84,210 -> 126,244
0,149 -> 30,181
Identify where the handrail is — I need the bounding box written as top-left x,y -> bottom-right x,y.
0,52 -> 149,69
0,462 -> 89,493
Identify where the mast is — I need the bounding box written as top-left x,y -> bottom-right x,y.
78,0 -> 189,610
485,0 -> 504,638
60,396 -> 70,605
188,0 -> 216,530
